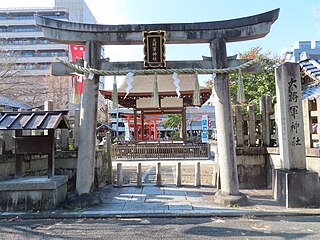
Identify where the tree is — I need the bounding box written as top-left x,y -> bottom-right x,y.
206,46 -> 283,109
166,114 -> 182,139
0,42 -> 70,109
0,47 -> 27,100
166,114 -> 182,130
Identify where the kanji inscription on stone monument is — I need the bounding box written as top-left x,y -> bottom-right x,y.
276,62 -> 306,170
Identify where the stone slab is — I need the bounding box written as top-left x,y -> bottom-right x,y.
142,186 -> 164,195
120,187 -> 143,195
0,175 -> 68,211
123,202 -> 168,211
0,176 -> 68,191
167,203 -> 192,210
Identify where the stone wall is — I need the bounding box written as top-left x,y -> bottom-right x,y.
235,147 -> 267,189
215,146 -> 320,190
0,150 -> 108,192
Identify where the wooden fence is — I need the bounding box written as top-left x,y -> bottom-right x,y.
303,98 -> 320,148
112,142 -> 210,160
233,96 -> 276,147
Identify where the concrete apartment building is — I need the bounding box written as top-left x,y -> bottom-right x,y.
0,0 -> 100,109
283,40 -> 320,62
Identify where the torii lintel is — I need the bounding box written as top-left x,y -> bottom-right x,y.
35,8 -> 279,45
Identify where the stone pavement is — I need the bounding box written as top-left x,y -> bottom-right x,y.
1,184 -> 320,219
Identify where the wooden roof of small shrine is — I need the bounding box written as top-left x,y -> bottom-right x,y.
100,74 -> 211,108
0,111 -> 69,130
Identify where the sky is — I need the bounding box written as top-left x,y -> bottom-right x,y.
1,0 -> 320,62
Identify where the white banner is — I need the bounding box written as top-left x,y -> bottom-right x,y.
202,115 -> 208,143
124,121 -> 130,141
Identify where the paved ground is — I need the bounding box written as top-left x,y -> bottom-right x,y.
1,184 -> 320,219
2,216 -> 320,239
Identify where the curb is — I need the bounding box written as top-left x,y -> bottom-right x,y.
1,209 -> 320,220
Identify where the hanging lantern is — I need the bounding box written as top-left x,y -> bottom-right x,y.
152,73 -> 159,108
112,75 -> 118,108
236,69 -> 246,104
193,72 -> 201,106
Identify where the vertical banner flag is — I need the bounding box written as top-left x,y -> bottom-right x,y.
124,121 -> 130,141
70,45 -> 85,99
202,115 -> 208,143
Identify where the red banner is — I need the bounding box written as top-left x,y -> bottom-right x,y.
70,45 -> 85,95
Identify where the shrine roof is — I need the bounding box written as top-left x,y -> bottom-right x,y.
300,57 -> 320,99
0,111 -> 69,130
118,74 -> 205,93
100,74 -> 211,108
300,59 -> 320,82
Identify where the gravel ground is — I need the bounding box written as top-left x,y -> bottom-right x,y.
113,162 -> 214,186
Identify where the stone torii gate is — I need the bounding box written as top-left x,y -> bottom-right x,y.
35,9 -> 279,205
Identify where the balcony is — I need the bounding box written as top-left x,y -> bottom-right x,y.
0,19 -> 35,26
3,44 -> 68,51
4,69 -> 50,76
0,31 -> 43,38
0,56 -> 68,64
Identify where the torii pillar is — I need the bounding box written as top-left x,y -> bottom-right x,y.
76,41 -> 101,195
35,9 -> 279,200
210,38 -> 247,205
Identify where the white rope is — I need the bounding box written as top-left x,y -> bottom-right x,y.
56,58 -> 259,76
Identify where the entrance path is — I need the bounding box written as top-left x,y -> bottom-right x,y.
80,186 -> 320,217
1,185 -> 320,219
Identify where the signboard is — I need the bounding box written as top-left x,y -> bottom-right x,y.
202,115 -> 208,143
143,31 -> 166,68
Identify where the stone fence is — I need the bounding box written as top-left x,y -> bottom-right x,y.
0,150 -> 108,192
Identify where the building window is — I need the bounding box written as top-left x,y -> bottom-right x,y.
11,26 -> 37,32
0,14 -> 7,20
21,51 -> 35,57
37,39 -> 55,44
11,14 -> 34,20
38,51 -> 67,57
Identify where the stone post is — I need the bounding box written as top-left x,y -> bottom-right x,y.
176,162 -> 181,187
76,41 -> 101,195
274,62 -> 320,207
260,96 -> 272,147
182,107 -> 187,141
210,38 -> 247,205
106,131 -> 113,184
74,109 -> 80,149
195,162 -> 201,187
44,100 -> 54,111
156,162 -> 161,186
116,163 -> 122,188
137,163 -> 142,187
